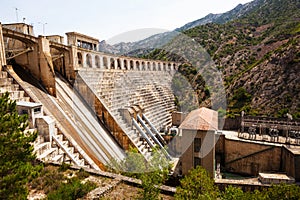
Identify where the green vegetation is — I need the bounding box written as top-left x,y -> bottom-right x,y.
0,92 -> 42,199
227,87 -> 252,117
175,166 -> 219,200
108,146 -> 170,200
30,164 -> 96,200
175,166 -> 300,200
46,176 -> 96,200
221,185 -> 245,200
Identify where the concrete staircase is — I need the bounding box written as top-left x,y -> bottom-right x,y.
3,65 -> 100,170
34,128 -> 90,168
78,69 -> 176,161
79,70 -> 175,131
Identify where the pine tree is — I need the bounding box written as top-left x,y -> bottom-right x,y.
0,92 -> 42,199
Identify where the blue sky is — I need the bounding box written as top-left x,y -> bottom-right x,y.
0,0 -> 252,43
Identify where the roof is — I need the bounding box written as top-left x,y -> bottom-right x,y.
284,145 -> 300,155
259,173 -> 293,180
37,116 -> 55,124
3,23 -> 33,27
17,101 -> 42,108
46,35 -> 64,38
65,32 -> 99,42
179,107 -> 218,131
258,173 -> 295,184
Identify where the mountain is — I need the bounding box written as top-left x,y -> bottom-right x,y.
143,0 -> 300,118
99,31 -> 179,56
99,0 -> 258,55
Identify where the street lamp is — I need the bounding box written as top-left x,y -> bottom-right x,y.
38,22 -> 47,35
15,7 -> 19,22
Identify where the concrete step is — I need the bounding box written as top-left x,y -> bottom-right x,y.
68,146 -> 75,154
0,71 -> 8,78
55,134 -> 64,142
34,142 -> 51,152
0,77 -> 13,86
39,148 -> 57,159
52,154 -> 63,162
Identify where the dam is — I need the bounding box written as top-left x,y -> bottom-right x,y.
0,22 -> 179,170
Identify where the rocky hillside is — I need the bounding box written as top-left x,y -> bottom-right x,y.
144,0 -> 300,118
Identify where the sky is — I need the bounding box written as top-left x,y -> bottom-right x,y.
0,0 -> 252,44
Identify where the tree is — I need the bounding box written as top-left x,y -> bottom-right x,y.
175,165 -> 219,200
137,147 -> 169,200
221,185 -> 245,200
265,183 -> 300,200
220,183 -> 300,200
0,92 -> 42,199
108,146 -> 170,200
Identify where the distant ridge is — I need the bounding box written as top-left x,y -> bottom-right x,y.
176,0 -> 261,31
99,0 -> 259,55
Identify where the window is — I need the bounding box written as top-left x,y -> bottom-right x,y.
194,157 -> 201,168
21,109 -> 28,115
77,52 -> 82,66
33,107 -> 41,114
194,138 -> 201,152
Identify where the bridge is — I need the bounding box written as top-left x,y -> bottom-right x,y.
0,22 -> 180,170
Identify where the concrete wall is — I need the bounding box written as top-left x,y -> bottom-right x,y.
179,129 -> 215,177
3,23 -> 34,36
295,156 -> 300,181
36,116 -> 55,143
49,43 -> 74,81
46,35 -> 64,44
4,30 -> 56,96
224,138 -> 282,176
13,40 -> 39,77
215,134 -> 225,167
172,112 -> 187,127
37,36 -> 56,95
0,24 -> 6,70
215,179 -> 269,192
282,147 -> 300,181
